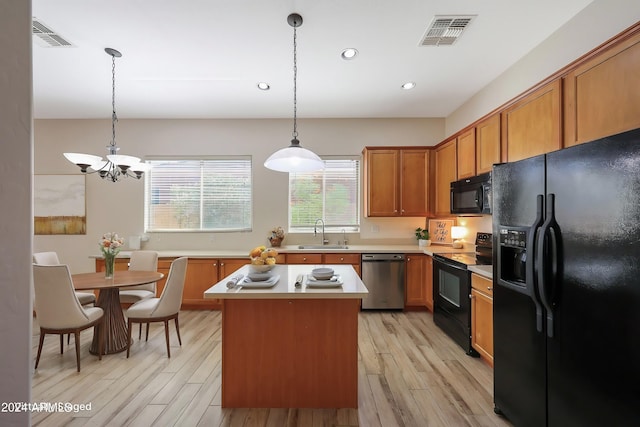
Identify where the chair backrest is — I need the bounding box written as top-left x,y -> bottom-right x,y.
126,251 -> 159,292
152,257 -> 188,318
33,264 -> 91,329
33,251 -> 60,265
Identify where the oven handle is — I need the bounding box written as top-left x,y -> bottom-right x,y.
433,256 -> 467,271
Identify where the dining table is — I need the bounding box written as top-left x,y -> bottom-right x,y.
72,270 -> 164,355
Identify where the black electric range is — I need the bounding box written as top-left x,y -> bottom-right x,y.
433,232 -> 493,268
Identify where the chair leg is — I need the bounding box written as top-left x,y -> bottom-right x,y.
164,320 -> 171,358
74,331 -> 81,372
145,323 -> 150,341
35,331 -> 45,369
67,333 -> 71,345
126,319 -> 133,358
60,334 -> 64,354
138,322 -> 142,340
174,316 -> 182,346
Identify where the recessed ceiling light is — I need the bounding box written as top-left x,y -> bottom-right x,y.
341,48 -> 358,60
257,82 -> 270,90
402,82 -> 416,90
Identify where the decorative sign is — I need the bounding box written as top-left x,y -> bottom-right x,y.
429,219 -> 454,245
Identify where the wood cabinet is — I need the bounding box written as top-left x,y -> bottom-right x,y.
363,147 -> 430,217
470,273 -> 493,366
475,114 -> 501,173
183,258 -> 219,309
501,79 -> 562,162
286,253 -> 361,276
404,254 -> 433,311
456,128 -> 476,179
563,30 -> 640,147
434,139 -> 457,216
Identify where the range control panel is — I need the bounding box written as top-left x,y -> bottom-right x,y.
499,228 -> 527,248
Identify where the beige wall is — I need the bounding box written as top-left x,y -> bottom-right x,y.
0,0 -> 32,424
446,0 -> 640,137
34,118 -> 444,273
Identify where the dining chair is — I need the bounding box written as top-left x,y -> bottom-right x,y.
33,252 -> 97,306
33,264 -> 104,372
119,250 -> 159,304
125,257 -> 188,358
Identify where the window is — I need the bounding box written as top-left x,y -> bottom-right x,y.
144,157 -> 252,232
289,158 -> 360,232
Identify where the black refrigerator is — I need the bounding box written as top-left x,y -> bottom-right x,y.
492,127 -> 640,427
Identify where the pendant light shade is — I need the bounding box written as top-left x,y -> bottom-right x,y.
264,13 -> 324,173
64,48 -> 150,182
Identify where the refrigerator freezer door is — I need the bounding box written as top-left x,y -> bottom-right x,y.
492,155 -> 547,427
545,128 -> 640,426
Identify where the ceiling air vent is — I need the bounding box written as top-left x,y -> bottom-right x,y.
32,17 -> 74,47
420,15 -> 476,47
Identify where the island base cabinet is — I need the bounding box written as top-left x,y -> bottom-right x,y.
221,298 -> 359,408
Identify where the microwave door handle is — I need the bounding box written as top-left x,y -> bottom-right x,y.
528,194 -> 545,333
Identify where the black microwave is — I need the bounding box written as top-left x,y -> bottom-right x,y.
450,172 -> 492,215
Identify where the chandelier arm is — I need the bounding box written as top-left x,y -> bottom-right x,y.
292,23 -> 297,140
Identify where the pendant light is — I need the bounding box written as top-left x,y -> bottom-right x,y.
64,48 -> 150,182
264,13 -> 324,173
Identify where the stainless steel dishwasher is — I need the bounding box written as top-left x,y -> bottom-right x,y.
361,254 -> 405,309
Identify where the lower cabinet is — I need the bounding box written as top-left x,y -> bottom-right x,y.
470,273 -> 493,366
285,253 -> 361,277
405,254 -> 433,311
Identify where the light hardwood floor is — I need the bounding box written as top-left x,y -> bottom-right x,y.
31,310 -> 512,426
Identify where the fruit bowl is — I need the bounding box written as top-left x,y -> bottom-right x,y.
248,264 -> 275,273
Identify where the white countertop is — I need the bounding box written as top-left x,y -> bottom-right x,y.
91,244 -> 473,259
468,265 -> 493,279
204,264 -> 368,299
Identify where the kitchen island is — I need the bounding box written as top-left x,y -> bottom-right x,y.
204,264 -> 368,408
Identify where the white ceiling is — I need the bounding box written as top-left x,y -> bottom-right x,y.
32,0 -> 594,120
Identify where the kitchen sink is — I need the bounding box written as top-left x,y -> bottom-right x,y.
298,245 -> 349,250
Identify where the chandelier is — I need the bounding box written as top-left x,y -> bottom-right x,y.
264,13 -> 324,173
64,48 -> 150,182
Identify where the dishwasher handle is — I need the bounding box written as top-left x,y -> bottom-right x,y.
361,254 -> 405,262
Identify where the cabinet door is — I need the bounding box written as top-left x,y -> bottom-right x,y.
183,258 -> 219,309
476,114 -> 501,173
364,149 -> 399,216
220,258 -> 248,277
399,149 -> 430,216
564,32 -> 640,147
471,274 -> 493,366
502,79 -> 561,162
405,254 -> 426,307
456,128 -> 476,179
324,253 -> 361,277
424,255 -> 433,312
434,139 -> 457,216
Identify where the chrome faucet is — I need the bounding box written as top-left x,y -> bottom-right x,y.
314,218 -> 329,245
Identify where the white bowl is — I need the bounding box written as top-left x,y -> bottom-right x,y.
247,271 -> 272,281
311,267 -> 334,280
248,264 -> 275,273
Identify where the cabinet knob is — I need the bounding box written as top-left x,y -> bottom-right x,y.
213,263 -> 217,266
469,294 -> 473,299
487,287 -> 493,291
340,257 -> 344,261
221,262 -> 225,266
303,257 -> 307,261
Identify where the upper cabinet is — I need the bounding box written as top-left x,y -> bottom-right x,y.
475,114 -> 501,174
501,79 -> 562,162
563,30 -> 640,147
363,147 -> 430,217
434,139 -> 457,217
456,128 -> 476,179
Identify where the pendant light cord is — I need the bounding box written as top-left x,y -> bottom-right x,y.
292,22 -> 298,140
111,53 -> 118,149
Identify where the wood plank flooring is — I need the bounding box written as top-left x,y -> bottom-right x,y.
31,310 -> 512,426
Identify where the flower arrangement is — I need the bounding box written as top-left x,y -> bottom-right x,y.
268,226 -> 285,247
100,232 -> 124,278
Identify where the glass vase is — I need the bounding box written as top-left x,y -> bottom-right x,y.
104,253 -> 116,279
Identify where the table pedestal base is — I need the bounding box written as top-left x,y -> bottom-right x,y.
91,288 -> 128,354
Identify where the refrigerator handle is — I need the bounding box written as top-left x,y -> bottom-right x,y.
528,194 -> 545,333
537,193 -> 557,338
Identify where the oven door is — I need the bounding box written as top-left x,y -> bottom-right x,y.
433,256 -> 476,355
